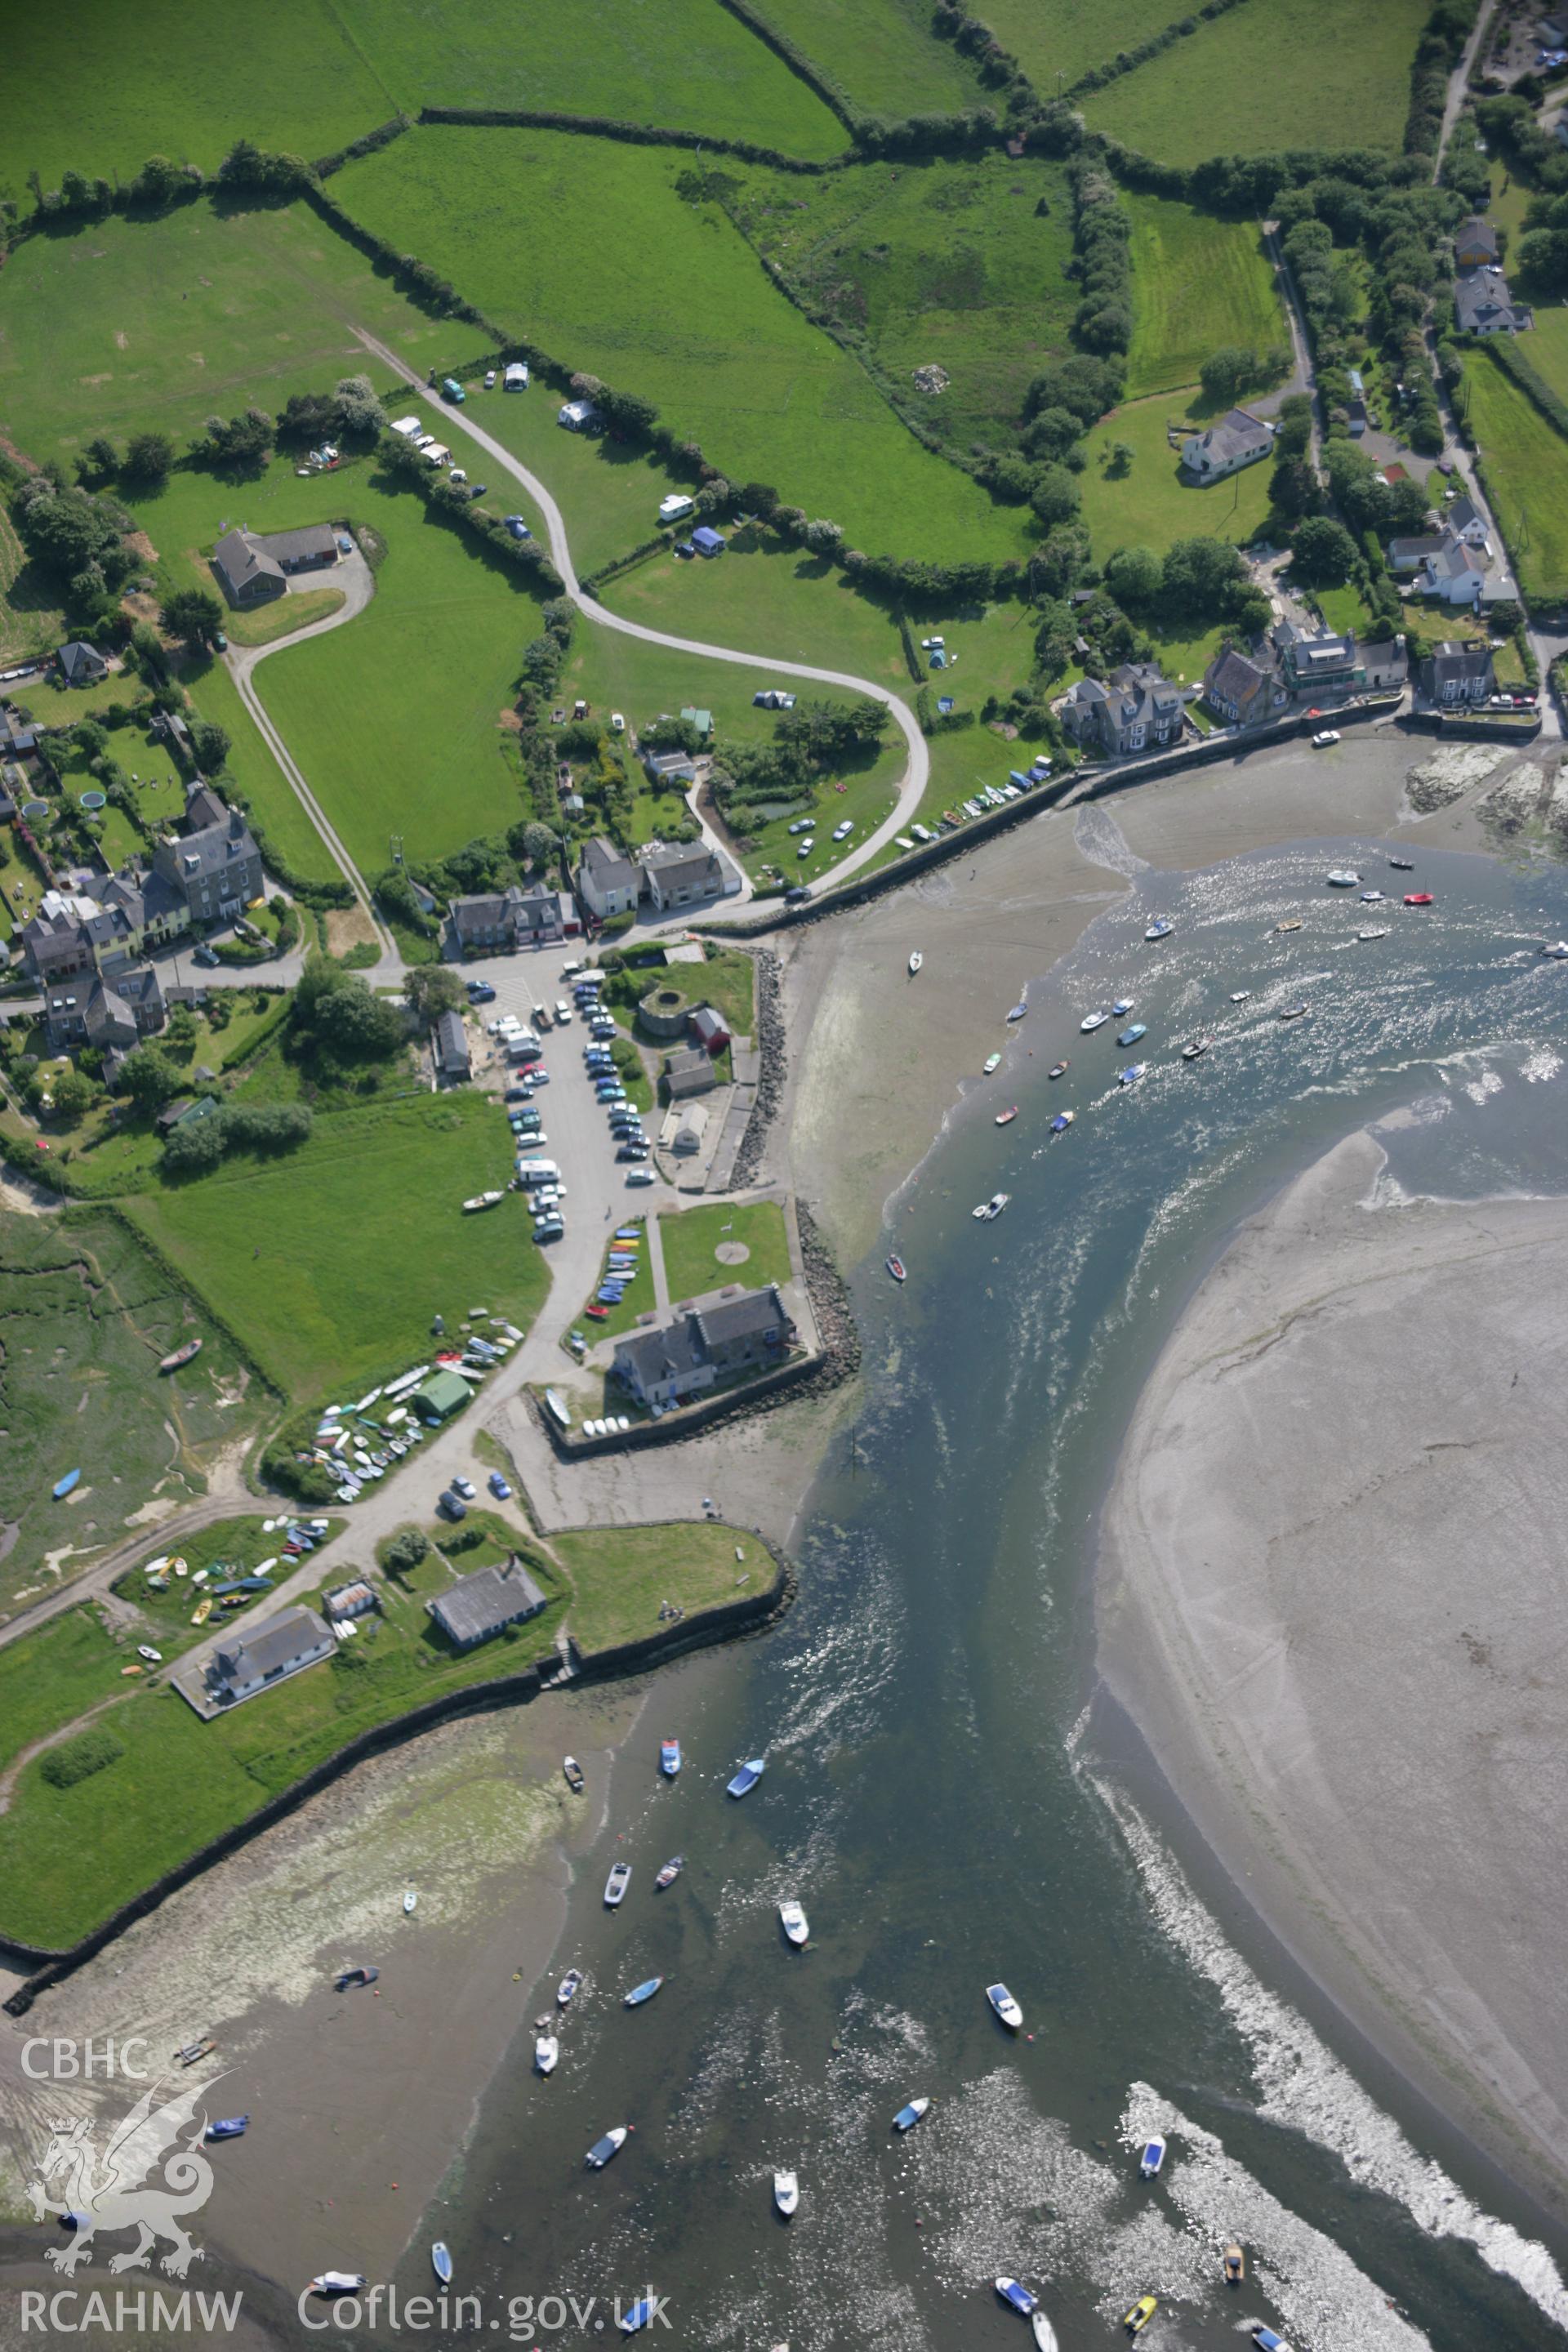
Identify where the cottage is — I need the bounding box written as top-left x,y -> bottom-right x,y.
577,835 -> 639,922
691,526 -> 727,558
447,884 -> 577,956
1446,494 -> 1488,548
1453,216 -> 1499,270
1059,663 -> 1183,758
612,1284 -> 795,1409
202,1606 -> 333,1708
558,399 -> 600,432
57,639 -> 109,686
1418,640 -> 1494,706
429,1557 -> 547,1650
1359,637 -> 1410,691
641,749 -> 697,786
1179,408 -> 1272,482
639,842 -> 724,912
1201,644 -> 1288,729
434,1007 -> 471,1080
689,1004 -> 729,1056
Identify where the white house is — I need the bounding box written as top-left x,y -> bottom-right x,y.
577,835 -> 639,921
202,1607 -> 333,1708
1446,494 -> 1490,550
1179,407 -> 1273,482
1420,537 -> 1490,606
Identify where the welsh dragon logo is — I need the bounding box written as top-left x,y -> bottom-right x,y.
27,2075 -> 216,2278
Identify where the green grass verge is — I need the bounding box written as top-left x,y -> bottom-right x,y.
728,151 -> 1076,452
120,1091 -> 547,1403
1123,192 -> 1288,400
1461,345 -> 1568,604
580,1220 -> 655,1338
1077,390 -> 1277,561
1083,0 -> 1430,165
221,586 -> 346,648
660,1196 -> 791,1303
334,127 -> 1037,565
0,198 -> 486,476
553,1519 -> 770,1652
333,0 -> 847,158
4,0 -> 394,192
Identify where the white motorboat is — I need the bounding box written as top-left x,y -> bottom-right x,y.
586,2127 -> 629,2169
431,2243 -> 452,2286
1139,2134 -> 1167,2178
535,2033 -> 559,2074
773,2169 -> 800,2216
779,1900 -> 809,1947
1361,889 -> 1384,902
987,1982 -> 1023,2029
1031,2308 -> 1061,2352
973,1192 -> 1010,1221
1326,869 -> 1359,887
461,1191 -> 504,1213
403,1889 -> 416,1915
1229,990 -> 1251,1002
892,2097 -> 929,2132
1541,941 -> 1568,959
1080,1010 -> 1110,1032
604,1862 -> 632,1907
908,951 -> 924,975
1358,926 -> 1389,941
1144,918 -> 1173,941
308,2274 -> 366,2296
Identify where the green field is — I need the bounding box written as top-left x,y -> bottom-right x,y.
4,0 -> 394,192
461,382 -> 674,577
334,0 -> 847,158
0,1609 -> 137,1776
1461,347 -> 1568,604
660,1196 -> 792,1302
687,947 -> 757,1036
976,0 -> 1181,89
335,129 -> 1036,564
0,1208 -> 270,1615
183,660 -> 337,882
0,1514 -> 768,1945
1084,0 -> 1431,164
1123,193 -> 1288,400
746,0 -> 990,119
0,198 -> 484,474
729,152 -> 1076,451
1078,392 -> 1277,560
604,534 -> 911,684
122,1092 -> 548,1402
1526,308 -> 1568,405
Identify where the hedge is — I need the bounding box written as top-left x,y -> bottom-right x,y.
415,105 -> 850,174
40,1728 -> 124,1789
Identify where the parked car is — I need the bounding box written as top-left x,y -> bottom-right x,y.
626,1167 -> 656,1187
438,1491 -> 468,1522
192,943 -> 220,968
488,1471 -> 511,1499
469,483 -> 488,501
452,1475 -> 476,1499
787,817 -> 813,835
617,1143 -> 651,1160
831,819 -> 853,842
555,1000 -> 573,1024
468,980 -> 497,1002
503,1085 -> 532,1102
506,517 -> 531,540
533,1218 -> 565,1241
797,840 -> 814,859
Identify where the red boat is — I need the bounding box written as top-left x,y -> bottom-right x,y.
585,1303 -> 610,1321
995,1107 -> 1018,1126
1404,892 -> 1435,907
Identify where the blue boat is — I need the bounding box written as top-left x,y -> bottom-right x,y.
620,2300 -> 657,2336
1049,1111 -> 1073,1134
727,1757 -> 766,1797
1251,2332 -> 1289,2352
431,2243 -> 453,2286
996,2278 -> 1036,2316
1111,998 -> 1134,1018
614,1227 -> 641,1241
1145,919 -> 1173,941
238,1575 -> 274,1592
52,1470 -> 81,1499
1005,1000 -> 1027,1022
1116,1022 -> 1147,1046
624,1976 -> 664,2007
660,1738 -> 681,1777
205,2116 -> 249,2141
892,2096 -> 930,2133
1118,1063 -> 1147,1088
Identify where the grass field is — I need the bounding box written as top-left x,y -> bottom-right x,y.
1123,193 -> 1288,400
335,129 -> 1036,565
977,0 -> 1181,90
0,1514 -> 766,1944
1084,0 -> 1431,163
1526,307 -> 1568,404
0,1208 -> 269,1615
729,152 -> 1076,452
182,658 -> 336,881
0,198 -> 486,475
660,1197 -> 791,1302
1078,392 -> 1277,561
122,1092 -> 548,1403
461,382 -> 673,578
605,535 -> 912,684
0,1609 -> 135,1776
5,0 -> 395,193
1460,347 -> 1568,604
335,0 -> 847,158
0,505 -> 65,667
751,0 -> 991,118
687,947 -> 757,1036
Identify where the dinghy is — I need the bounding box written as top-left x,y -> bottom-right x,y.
624,1977 -> 663,2007
996,2280 -> 1036,2316
431,2245 -> 452,2286
585,2127 -> 629,2169
727,1757 -> 766,1797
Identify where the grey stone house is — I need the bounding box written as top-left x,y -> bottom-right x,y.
429,1557 -> 547,1650
447,884 -> 579,956
44,964 -> 166,1054
434,1008 -> 471,1079
639,843 -> 723,912
202,1606 -> 334,1708
57,639 -> 109,686
612,1284 -> 796,1410
212,523 -> 339,607
1418,640 -> 1494,705
577,835 -> 639,922
1202,644 -> 1288,728
1060,663 -> 1183,758
151,808 -> 264,924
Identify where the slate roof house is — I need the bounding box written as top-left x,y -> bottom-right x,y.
1059,663 -> 1183,758
1454,216 -> 1499,269
447,884 -> 579,956
202,1606 -> 334,1708
577,835 -> 639,922
1455,264 -> 1533,335
428,1557 -> 547,1651
639,842 -> 724,912
20,858 -> 189,987
212,523 -> 339,607
44,963 -> 166,1054
1180,408 -> 1273,481
663,1044 -> 718,1100
1420,537 -> 1490,606
1272,620 -> 1363,699
612,1284 -> 797,1410
689,1004 -> 729,1055
1202,644 -> 1289,729
1418,640 -> 1494,705
1388,532 -> 1450,574
434,1008 -> 471,1080
1447,494 -> 1488,546
57,640 -> 109,686
151,806 -> 263,923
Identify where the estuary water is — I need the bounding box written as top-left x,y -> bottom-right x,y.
433,833 -> 1568,2351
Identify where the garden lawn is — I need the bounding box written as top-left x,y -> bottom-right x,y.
976,0 -> 1180,90
334,0 -> 847,158
222,586 -> 346,648
555,1520 -> 773,1652
660,1196 -> 791,1302
581,1223 -> 655,1338
1123,194 -> 1288,400
750,0 -> 991,118
1083,0 -> 1431,165
688,947 -> 757,1037
1077,393 -> 1277,561
1462,346 -> 1568,604
3,0 -> 394,193
334,129 -> 1036,565
0,198 -> 486,476
729,152 -> 1076,451
122,1092 -> 548,1402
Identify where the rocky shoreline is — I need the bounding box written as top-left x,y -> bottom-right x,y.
731,946 -> 784,1190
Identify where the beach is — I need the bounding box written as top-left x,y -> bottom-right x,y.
1098,1128 -> 1568,2217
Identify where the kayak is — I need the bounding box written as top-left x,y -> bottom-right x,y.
52,1471 -> 81,1499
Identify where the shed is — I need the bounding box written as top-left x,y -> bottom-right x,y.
413,1369 -> 473,1423
689,1004 -> 729,1055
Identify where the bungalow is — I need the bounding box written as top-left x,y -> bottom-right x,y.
211,529 -> 284,607
1453,216 -> 1499,270
429,1557 -> 547,1651
434,1008 -> 471,1080
1179,408 -> 1272,482
1418,639 -> 1494,706
691,526 -> 726,558
1455,265 -> 1533,335
1202,644 -> 1288,729
664,1044 -> 718,1099
202,1606 -> 334,1708
1059,662 -> 1183,758
57,640 -> 109,686
642,748 -> 697,786
612,1283 -> 796,1409
577,835 -> 639,922
558,399 -> 600,432
639,842 -> 724,912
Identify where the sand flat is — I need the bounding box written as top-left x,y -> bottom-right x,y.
1099,1129 -> 1568,2205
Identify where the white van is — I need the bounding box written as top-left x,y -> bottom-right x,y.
515,1157 -> 562,1187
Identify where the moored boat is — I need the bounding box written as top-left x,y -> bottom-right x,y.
535,2032 -> 559,2074
461,1191 -> 504,1213
190,1597 -> 212,1626
779,1900 -> 809,1947
995,1106 -> 1018,1125
403,1889 -> 416,1914
976,1192 -> 1009,1219
661,1738 -> 682,1776
1358,926 -> 1389,941
996,2279 -> 1036,2316
773,2169 -> 800,2216
1361,889 -> 1384,902
908,951 -> 924,975
1049,1111 -> 1074,1134
983,1052 -> 1002,1073
1138,2135 -> 1166,2178
1326,869 -> 1359,887
586,2127 -> 630,2169
1404,891 -> 1435,906
624,1976 -> 663,2007
1278,1004 -> 1307,1021
1229,989 -> 1251,1001
557,1968 -> 584,2007
886,1254 -> 906,1284
52,1470 -> 81,1500
563,1756 -> 586,1793
1116,1022 -> 1146,1046
1006,1000 -> 1027,1022
728,1757 -> 766,1797
1275,918 -> 1301,933
334,1967 -> 377,1991
1031,2309 -> 1061,2352
1223,2243 -> 1245,2285
987,1982 -> 1023,2029
1388,854 -> 1414,870
892,2097 -> 929,2132
1541,941 -> 1568,960
1048,1059 -> 1068,1079
655,1855 -> 685,1888
1144,919 -> 1173,941
604,1862 -> 632,1907
431,2244 -> 452,2286
308,2274 -> 366,2297
1117,1063 -> 1146,1087
205,2116 -> 248,2141
1080,1010 -> 1109,1032
1181,1038 -> 1209,1060
159,1338 -> 203,1374
1124,2295 -> 1157,2335
621,2298 -> 657,2335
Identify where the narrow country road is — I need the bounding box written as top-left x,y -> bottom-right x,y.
1434,0 -> 1495,180
352,331 -> 932,900
1261,222 -> 1325,476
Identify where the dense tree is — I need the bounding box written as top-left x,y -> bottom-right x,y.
11,475 -> 131,590
1027,465 -> 1080,528
291,957 -> 406,1063
1160,537 -> 1247,622
193,408 -> 274,474
1290,514 -> 1360,587
335,374 -> 383,439
162,586 -> 225,648
190,719 -> 231,773
117,1043 -> 181,1111
404,965 -> 468,1024
124,430 -> 174,488
1102,545 -> 1162,607
80,435 -> 120,487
